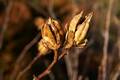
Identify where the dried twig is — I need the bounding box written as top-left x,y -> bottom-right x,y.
34,50 -> 58,80
19,48 -> 66,80
58,49 -> 68,60
65,40 -> 93,80
65,48 -> 80,80
0,1 -> 13,49
16,54 -> 41,80
98,0 -> 114,80
64,53 -> 73,80
44,60 -> 55,80
10,33 -> 40,80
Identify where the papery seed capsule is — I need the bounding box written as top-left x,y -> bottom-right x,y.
64,11 -> 83,49
38,17 -> 62,55
64,11 -> 93,49
74,12 -> 93,45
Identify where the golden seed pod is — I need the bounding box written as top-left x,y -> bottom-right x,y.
64,11 -> 93,49
38,18 -> 62,55
74,12 -> 93,45
49,18 -> 64,36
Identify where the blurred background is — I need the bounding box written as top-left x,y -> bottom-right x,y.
0,0 -> 120,80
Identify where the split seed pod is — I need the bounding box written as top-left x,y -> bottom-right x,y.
38,18 -> 63,55
64,11 -> 93,49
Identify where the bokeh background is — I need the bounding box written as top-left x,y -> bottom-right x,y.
0,0 -> 120,80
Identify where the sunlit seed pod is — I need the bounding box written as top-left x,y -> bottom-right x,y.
47,18 -> 61,44
48,17 -> 63,36
47,18 -> 61,49
38,17 -> 62,53
74,24 -> 85,44
42,24 -> 58,50
51,19 -> 64,36
64,12 -> 93,49
68,11 -> 83,32
64,11 -> 83,48
74,12 -> 93,45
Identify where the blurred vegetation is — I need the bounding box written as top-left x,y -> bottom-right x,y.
0,0 -> 120,80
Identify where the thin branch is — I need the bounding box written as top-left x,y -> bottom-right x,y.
32,39 -> 92,80
64,51 -> 73,80
16,54 -> 41,80
34,50 -> 58,80
10,33 -> 40,80
98,0 -> 114,80
44,60 -> 55,80
0,1 -> 13,49
58,49 -> 68,60
65,40 -> 93,80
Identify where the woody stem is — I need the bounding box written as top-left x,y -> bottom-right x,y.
35,50 -> 58,80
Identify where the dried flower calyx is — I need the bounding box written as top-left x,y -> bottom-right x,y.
38,18 -> 63,55
64,11 -> 93,49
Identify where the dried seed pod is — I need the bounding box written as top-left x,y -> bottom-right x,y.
64,11 -> 83,48
74,12 -> 93,46
64,11 -> 93,49
49,18 -> 64,36
38,18 -> 62,55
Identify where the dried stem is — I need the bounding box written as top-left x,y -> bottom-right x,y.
58,49 -> 68,60
10,33 -> 40,80
65,40 -> 93,80
0,1 -> 13,49
65,49 -> 80,80
34,50 -> 58,80
16,54 -> 42,80
44,60 -> 55,80
64,51 -> 73,80
98,0 -> 114,80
